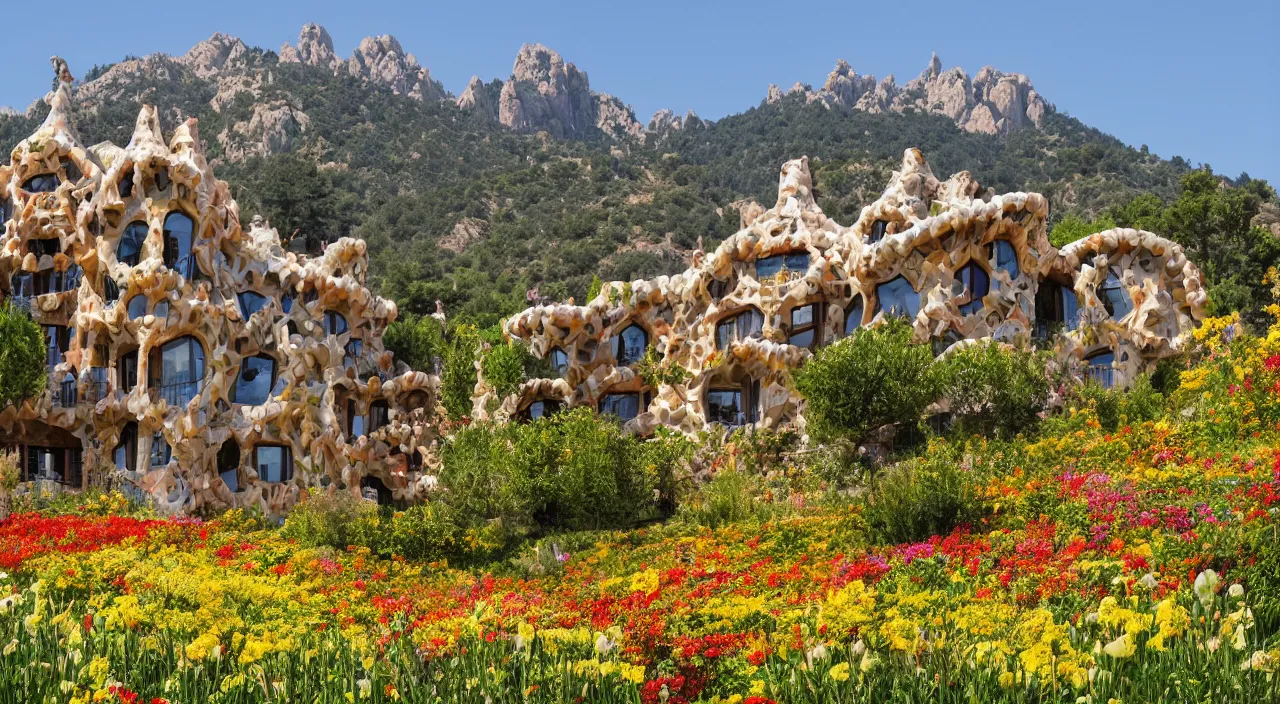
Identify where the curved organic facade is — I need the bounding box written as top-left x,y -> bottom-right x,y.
501,149 -> 1207,436
0,65 -> 440,516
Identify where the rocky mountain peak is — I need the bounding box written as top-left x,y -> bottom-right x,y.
278,23 -> 338,71
178,32 -> 249,79
773,53 -> 1050,135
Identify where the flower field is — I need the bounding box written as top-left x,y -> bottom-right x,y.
3,315 -> 1280,703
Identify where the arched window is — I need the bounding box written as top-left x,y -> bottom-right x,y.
876,276 -> 920,319
149,335 -> 205,406
237,291 -> 268,318
103,277 -> 120,306
715,307 -> 764,350
59,372 -> 77,407
152,300 -> 169,320
281,294 -> 294,314
323,310 -> 349,336
117,221 -> 147,267
22,173 -> 59,193
868,219 -> 890,244
991,240 -> 1019,280
956,262 -> 991,316
1098,271 -> 1133,320
232,355 -> 276,406
60,159 -> 81,183
118,172 -> 134,199
150,431 -> 172,468
599,392 -> 642,422
254,445 -> 292,483
548,348 -> 569,374
119,349 -> 138,393
1034,282 -> 1080,339
162,212 -> 195,279
788,303 -> 822,350
756,252 -> 810,281
217,440 -> 241,492
113,422 -> 138,473
126,295 -> 148,321
1085,350 -> 1116,389
344,339 -> 363,368
612,324 -> 647,366
154,169 -> 170,192
845,295 -> 865,336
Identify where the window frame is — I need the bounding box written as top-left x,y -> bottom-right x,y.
956,261 -> 991,316
875,276 -> 920,319
232,354 -> 277,406
598,392 -> 643,422
253,444 -> 293,484
612,324 -> 647,367
787,302 -> 822,351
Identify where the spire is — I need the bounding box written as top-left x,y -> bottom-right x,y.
37,56 -> 82,145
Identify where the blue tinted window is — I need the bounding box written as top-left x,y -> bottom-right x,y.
156,336 -> 205,405
238,292 -> 268,318
599,393 -> 641,421
549,348 -> 569,374
876,276 -> 920,318
845,295 -> 864,335
1063,286 -> 1080,330
613,324 -> 646,366
1098,272 -> 1132,320
716,308 -> 763,350
117,221 -> 147,267
22,174 -> 59,193
255,446 -> 291,483
234,355 -> 276,406
1086,351 -> 1116,388
324,310 -> 349,336
152,301 -> 169,320
957,262 -> 991,316
756,252 -> 810,280
527,399 -> 562,420
869,220 -> 889,244
126,295 -> 148,320
993,240 -> 1019,279
162,213 -> 195,278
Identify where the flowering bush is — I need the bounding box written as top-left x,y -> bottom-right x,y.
5,318 -> 1280,701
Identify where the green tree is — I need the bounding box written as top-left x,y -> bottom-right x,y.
383,313 -> 445,373
793,318 -> 944,446
248,153 -> 348,249
941,342 -> 1051,438
0,303 -> 46,407
1048,213 -> 1117,248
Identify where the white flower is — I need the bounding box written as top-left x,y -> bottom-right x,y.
594,633 -> 615,656
357,678 -> 371,698
1228,583 -> 1245,598
806,644 -> 828,664
1194,569 -> 1220,608
1139,573 -> 1159,590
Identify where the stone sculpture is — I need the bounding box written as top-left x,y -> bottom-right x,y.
498,150 -> 1206,436
0,62 -> 442,517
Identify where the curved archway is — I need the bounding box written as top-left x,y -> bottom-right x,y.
956,261 -> 991,316
875,276 -> 920,319
612,324 -> 647,366
1098,270 -> 1133,320
217,439 -> 241,492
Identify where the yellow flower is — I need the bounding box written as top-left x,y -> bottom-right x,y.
620,663 -> 646,684
750,680 -> 766,695
828,662 -> 851,682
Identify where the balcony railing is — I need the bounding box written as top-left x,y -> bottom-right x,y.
1086,365 -> 1116,389
151,376 -> 201,406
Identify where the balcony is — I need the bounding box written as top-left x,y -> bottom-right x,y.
1086,364 -> 1116,389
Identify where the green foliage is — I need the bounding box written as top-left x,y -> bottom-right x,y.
382,313 -> 445,373
859,442 -> 987,545
794,318 -> 944,445
586,274 -> 604,302
281,490 -> 381,551
0,302 -> 46,407
634,346 -> 689,390
1108,169 -> 1279,326
439,408 -> 677,544
941,342 -> 1052,438
1067,374 -> 1166,433
1048,213 -> 1117,247
678,466 -> 768,528
440,325 -> 483,420
480,340 -> 532,399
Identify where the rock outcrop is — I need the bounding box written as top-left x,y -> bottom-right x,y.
344,34 -> 447,101
461,43 -> 644,140
768,53 -> 1050,135
278,22 -> 339,71
177,32 -> 249,79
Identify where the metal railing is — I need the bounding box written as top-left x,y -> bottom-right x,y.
1086,365 -> 1116,389
151,376 -> 201,406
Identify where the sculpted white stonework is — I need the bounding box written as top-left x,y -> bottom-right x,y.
0,67 -> 442,516
499,150 -> 1206,436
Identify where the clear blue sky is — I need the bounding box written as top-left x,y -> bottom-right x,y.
2,0 -> 1275,183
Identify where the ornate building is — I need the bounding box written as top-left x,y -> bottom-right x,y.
499,150 -> 1207,436
0,62 -> 440,516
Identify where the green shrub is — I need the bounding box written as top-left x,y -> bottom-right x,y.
942,342 -> 1051,439
440,324 -> 483,420
678,466 -> 773,529
0,302 -> 46,407
281,490 -> 381,551
479,338 -> 556,401
859,443 -> 986,545
383,313 -> 445,374
794,317 -> 944,446
1066,373 -> 1165,433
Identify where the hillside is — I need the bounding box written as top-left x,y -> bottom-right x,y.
0,24 -> 1266,324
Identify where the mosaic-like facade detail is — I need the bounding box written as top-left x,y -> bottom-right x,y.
0,63 -> 440,516
500,150 -> 1207,435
